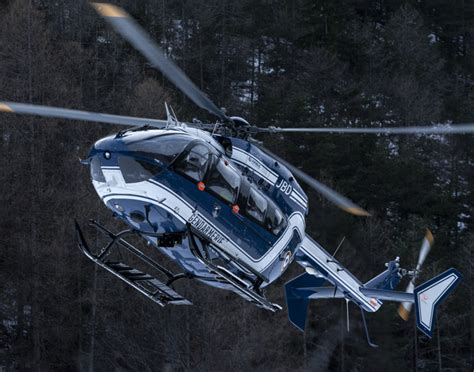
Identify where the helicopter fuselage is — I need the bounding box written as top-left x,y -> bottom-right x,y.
88,126 -> 308,292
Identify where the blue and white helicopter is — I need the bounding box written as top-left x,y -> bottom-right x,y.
1,3 -> 471,346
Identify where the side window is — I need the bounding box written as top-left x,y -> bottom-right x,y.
90,156 -> 106,182
118,156 -> 162,183
207,158 -> 241,204
244,186 -> 286,235
246,188 -> 268,223
175,144 -> 210,182
266,206 -> 286,235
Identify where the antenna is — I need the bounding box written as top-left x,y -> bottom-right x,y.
346,299 -> 350,332
165,102 -> 180,128
332,236 -> 346,258
326,236 -> 346,265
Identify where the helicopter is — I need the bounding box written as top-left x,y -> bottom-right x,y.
1,3 -> 471,346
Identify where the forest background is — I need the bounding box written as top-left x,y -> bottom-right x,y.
0,0 -> 472,370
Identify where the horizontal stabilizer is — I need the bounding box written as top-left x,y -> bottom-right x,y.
360,287 -> 414,303
285,272 -> 326,332
414,268 -> 462,338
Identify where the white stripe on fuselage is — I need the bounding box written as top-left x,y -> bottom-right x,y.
289,195 -> 306,210
231,147 -> 278,185
291,190 -> 308,210
292,189 -> 307,204
93,170 -> 305,273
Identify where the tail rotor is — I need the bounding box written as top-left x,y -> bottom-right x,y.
397,229 -> 434,321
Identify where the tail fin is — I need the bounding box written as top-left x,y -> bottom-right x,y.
284,273 -> 326,332
365,259 -> 401,290
414,268 -> 462,338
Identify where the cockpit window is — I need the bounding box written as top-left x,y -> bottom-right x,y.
174,144 -> 211,182
90,157 -> 106,182
246,188 -> 267,223
207,158 -> 241,204
127,134 -> 191,164
118,156 -> 162,183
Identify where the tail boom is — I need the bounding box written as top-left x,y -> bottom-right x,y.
296,235 -> 381,313
285,235 -> 462,339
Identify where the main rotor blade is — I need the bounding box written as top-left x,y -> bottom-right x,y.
261,123 -> 474,134
91,3 -> 228,122
256,144 -> 370,216
0,102 -> 168,127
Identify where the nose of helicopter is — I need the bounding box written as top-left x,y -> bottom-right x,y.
87,135 -> 129,192
89,133 -> 126,157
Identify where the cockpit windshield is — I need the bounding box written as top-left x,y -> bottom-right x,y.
207,158 -> 241,204
118,156 -> 163,183
126,133 -> 192,164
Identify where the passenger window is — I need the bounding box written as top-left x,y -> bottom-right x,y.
267,206 -> 286,235
247,188 -> 267,223
118,156 -> 162,183
207,158 -> 241,204
175,144 -> 211,182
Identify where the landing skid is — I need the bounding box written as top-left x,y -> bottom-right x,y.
75,220 -> 192,306
75,219 -> 281,312
187,224 -> 282,312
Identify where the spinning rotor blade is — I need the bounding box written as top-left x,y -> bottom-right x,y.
416,229 -> 433,270
0,101 -> 168,127
261,123 -> 474,135
257,144 -> 370,216
91,3 -> 228,122
397,229 -> 434,321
